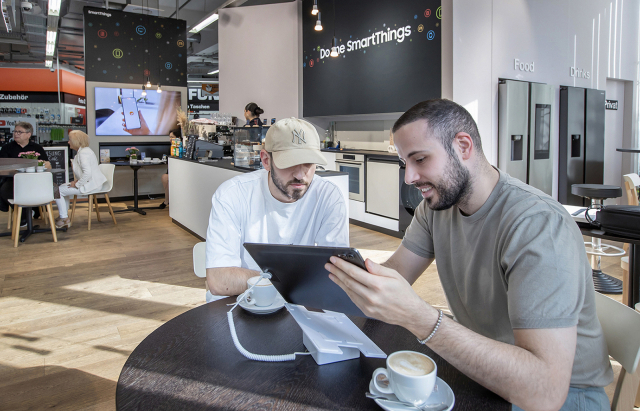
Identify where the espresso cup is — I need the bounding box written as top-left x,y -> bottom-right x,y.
373,351 -> 437,406
243,276 -> 277,307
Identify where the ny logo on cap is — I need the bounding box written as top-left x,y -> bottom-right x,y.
292,129 -> 306,144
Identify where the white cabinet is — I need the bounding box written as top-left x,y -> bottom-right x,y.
366,159 -> 399,219
321,151 -> 336,171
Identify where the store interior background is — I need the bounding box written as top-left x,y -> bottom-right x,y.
1,0 -> 638,203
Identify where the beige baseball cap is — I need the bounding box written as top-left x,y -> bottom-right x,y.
265,117 -> 327,169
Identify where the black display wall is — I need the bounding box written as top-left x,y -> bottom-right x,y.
302,0 -> 441,117
84,7 -> 187,87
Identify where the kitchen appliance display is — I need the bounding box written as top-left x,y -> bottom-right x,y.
335,153 -> 365,202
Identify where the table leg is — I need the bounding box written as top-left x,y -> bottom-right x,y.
629,244 -> 639,308
114,166 -> 147,215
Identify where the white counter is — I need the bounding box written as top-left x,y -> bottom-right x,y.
168,158 -> 349,239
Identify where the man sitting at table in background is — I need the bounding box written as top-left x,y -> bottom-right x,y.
205,117 -> 348,301
0,122 -> 51,227
326,99 -> 613,411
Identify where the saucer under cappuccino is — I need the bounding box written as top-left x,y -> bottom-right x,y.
389,352 -> 434,376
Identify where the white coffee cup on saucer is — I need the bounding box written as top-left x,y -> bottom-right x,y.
373,350 -> 437,406
243,276 -> 277,307
152,158 -> 160,163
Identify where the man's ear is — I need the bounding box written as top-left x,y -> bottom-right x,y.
453,132 -> 473,161
260,150 -> 271,171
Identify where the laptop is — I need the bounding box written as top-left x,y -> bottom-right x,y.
243,243 -> 367,317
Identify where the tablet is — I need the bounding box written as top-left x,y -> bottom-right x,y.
243,243 -> 367,317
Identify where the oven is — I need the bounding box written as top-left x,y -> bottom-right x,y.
335,153 -> 365,202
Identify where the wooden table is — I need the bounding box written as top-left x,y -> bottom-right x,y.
0,158 -> 38,176
116,298 -> 510,410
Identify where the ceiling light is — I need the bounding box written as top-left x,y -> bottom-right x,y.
330,37 -> 338,57
311,0 -> 318,15
146,77 -> 151,88
315,12 -> 322,31
157,84 -> 162,93
141,85 -> 147,97
207,69 -> 219,75
189,12 -> 218,34
48,0 -> 61,16
44,60 -> 52,68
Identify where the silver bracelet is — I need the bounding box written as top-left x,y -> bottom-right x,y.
417,309 -> 443,345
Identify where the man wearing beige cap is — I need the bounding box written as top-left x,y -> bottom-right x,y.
204,117 -> 349,300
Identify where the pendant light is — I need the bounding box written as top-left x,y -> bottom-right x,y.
330,38 -> 338,57
314,12 -> 322,31
311,0 -> 318,15
141,85 -> 147,97
157,84 -> 162,93
330,1 -> 338,57
146,77 -> 152,88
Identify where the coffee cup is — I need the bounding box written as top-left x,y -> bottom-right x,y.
373,351 -> 437,406
243,276 -> 277,307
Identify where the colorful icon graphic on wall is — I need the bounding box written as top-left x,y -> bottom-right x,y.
165,62 -> 172,69
177,40 -> 184,47
136,25 -> 146,35
309,59 -> 314,67
418,24 -> 424,32
427,30 -> 435,40
436,6 -> 441,19
424,9 -> 431,18
113,48 -> 123,58
98,29 -> 107,38
155,32 -> 162,39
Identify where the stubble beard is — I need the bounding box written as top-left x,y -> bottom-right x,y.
418,154 -> 471,211
270,168 -> 309,201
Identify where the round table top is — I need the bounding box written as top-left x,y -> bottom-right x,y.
116,298 -> 510,411
616,148 -> 640,153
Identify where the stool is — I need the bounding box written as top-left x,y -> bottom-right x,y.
572,184 -> 625,294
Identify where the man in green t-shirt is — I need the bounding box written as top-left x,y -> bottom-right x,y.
326,99 -> 613,411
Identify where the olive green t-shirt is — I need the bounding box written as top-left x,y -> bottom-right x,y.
402,169 -> 613,388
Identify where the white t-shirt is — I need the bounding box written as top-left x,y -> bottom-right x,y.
205,169 -> 349,274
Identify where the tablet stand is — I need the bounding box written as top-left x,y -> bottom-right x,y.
285,303 -> 387,365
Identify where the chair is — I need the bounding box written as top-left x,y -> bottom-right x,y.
594,293 -> 640,410
192,242 -> 226,303
572,184 -> 626,294
9,172 -> 57,247
623,173 -> 640,207
69,164 -> 117,230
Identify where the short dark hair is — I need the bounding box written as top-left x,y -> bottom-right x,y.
392,99 -> 483,157
170,128 -> 182,138
14,121 -> 33,135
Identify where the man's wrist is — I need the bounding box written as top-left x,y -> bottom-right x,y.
405,300 -> 441,340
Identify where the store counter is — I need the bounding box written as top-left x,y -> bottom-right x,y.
168,157 -> 349,239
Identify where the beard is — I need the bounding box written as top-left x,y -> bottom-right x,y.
416,154 -> 471,211
270,167 -> 310,201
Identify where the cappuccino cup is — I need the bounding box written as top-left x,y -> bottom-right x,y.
373,351 -> 437,406
243,276 -> 277,307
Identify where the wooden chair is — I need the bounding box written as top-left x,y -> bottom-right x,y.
69,164 -> 117,230
9,173 -> 57,247
594,292 -> 640,410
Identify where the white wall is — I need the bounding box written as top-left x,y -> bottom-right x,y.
452,0 -> 640,199
218,2 -> 300,122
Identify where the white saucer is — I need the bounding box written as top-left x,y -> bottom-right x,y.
369,376 -> 455,411
237,293 -> 285,315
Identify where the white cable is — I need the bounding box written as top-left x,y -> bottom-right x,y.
227,271 -> 310,362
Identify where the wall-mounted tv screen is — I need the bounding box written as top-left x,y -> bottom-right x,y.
95,87 -> 181,136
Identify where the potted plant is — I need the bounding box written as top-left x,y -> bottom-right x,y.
37,160 -> 46,172
18,151 -> 40,172
126,147 -> 140,163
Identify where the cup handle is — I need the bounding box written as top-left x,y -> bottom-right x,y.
243,290 -> 256,306
372,368 -> 394,395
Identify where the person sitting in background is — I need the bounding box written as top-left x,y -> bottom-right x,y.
205,117 -> 348,302
159,128 -> 181,209
0,122 -> 51,226
54,130 -> 107,228
244,103 -> 264,126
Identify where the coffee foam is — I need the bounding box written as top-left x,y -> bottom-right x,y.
389,352 -> 434,376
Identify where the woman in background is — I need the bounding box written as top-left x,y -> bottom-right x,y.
54,130 -> 107,228
159,128 -> 181,209
244,103 -> 264,126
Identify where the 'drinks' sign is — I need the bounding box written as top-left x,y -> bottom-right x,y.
302,0 -> 441,117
